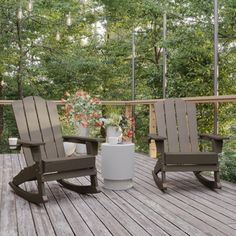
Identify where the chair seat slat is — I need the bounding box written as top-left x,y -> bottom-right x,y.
175,99 -> 191,152
46,101 -> 65,158
12,100 -> 34,166
23,96 -> 47,160
165,99 -> 179,152
155,101 -> 168,151
34,97 -> 58,160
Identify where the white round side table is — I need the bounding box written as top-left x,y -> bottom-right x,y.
101,143 -> 135,190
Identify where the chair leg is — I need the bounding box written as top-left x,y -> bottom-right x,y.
152,159 -> 167,191
90,174 -> 98,187
9,165 -> 48,204
57,174 -> 100,194
214,171 -> 221,189
36,175 -> 48,202
161,171 -> 167,190
194,171 -> 221,189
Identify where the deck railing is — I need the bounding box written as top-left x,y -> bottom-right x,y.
1,94 -> 236,157
101,95 -> 236,157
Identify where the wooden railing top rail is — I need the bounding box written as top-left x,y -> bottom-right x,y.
101,94 -> 236,105
0,94 -> 236,105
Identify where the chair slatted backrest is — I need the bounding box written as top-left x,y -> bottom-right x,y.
154,98 -> 199,153
13,96 -> 66,166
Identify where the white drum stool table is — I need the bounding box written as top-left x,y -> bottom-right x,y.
101,143 -> 135,190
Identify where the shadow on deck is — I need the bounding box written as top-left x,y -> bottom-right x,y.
0,153 -> 236,236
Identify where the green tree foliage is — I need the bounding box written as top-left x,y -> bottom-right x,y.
0,0 -> 235,156
220,125 -> 236,183
0,0 -> 235,99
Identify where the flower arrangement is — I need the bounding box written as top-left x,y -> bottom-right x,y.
101,113 -> 122,129
101,113 -> 135,141
121,115 -> 135,141
62,90 -> 103,128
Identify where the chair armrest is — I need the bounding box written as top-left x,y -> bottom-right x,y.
199,133 -> 228,141
63,135 -> 105,144
17,139 -> 45,147
148,134 -> 166,143
148,133 -> 166,157
17,139 -> 45,162
63,136 -> 105,156
199,134 -> 228,153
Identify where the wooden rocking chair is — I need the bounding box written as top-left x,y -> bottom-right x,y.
149,98 -> 227,191
9,96 -> 104,204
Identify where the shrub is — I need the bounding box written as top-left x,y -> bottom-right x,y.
219,125 -> 236,183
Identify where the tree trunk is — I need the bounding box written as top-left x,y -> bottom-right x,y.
16,18 -> 24,99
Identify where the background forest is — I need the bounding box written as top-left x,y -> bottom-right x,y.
0,1 -> 236,180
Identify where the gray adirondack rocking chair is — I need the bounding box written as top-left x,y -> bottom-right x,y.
149,98 -> 227,191
9,96 -> 104,204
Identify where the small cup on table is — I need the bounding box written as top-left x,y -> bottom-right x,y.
8,137 -> 18,150
108,137 -> 119,145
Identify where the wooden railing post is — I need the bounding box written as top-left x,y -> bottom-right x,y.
125,105 -> 132,118
125,105 -> 134,141
149,104 -> 157,158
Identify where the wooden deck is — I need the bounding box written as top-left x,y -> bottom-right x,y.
0,153 -> 236,236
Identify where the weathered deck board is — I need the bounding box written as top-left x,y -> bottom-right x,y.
46,181 -> 93,236
0,154 -> 3,208
60,185 -> 113,236
0,155 -> 18,236
11,154 -> 37,236
18,155 -> 56,236
135,153 -> 236,207
94,178 -> 168,236
72,181 -> 131,236
137,153 -> 236,210
103,170 -> 226,236
133,168 -> 235,235
78,177 -> 151,236
0,153 -> 236,236
95,162 -> 203,236
135,159 -> 236,220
